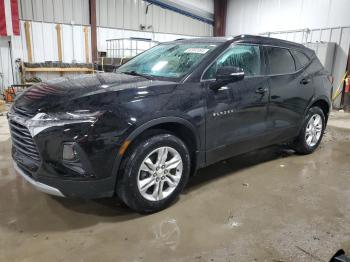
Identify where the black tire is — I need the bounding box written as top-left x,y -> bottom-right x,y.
116,133 -> 190,213
292,106 -> 326,154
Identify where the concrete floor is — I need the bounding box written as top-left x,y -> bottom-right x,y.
1,111 -> 350,262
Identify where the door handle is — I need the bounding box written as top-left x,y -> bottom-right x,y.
300,78 -> 311,85
255,87 -> 268,94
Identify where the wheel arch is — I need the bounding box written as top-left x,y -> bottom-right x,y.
111,117 -> 201,184
308,96 -> 331,123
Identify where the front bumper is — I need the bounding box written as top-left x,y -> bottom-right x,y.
14,161 -> 116,198
14,162 -> 65,197
8,110 -> 125,199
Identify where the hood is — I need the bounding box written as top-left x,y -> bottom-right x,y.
13,73 -> 176,114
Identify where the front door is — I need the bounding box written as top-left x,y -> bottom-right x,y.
203,44 -> 269,164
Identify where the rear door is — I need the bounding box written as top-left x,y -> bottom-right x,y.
203,44 -> 270,164
264,46 -> 314,142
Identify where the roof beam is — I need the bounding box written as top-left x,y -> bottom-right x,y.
145,0 -> 214,25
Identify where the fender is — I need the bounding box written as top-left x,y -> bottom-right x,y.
110,116 -> 201,182
297,95 -> 331,133
304,95 -> 331,117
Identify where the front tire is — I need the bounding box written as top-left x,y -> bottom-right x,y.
116,133 -> 190,213
293,106 -> 326,154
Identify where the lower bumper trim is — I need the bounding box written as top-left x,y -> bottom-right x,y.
13,162 -> 65,197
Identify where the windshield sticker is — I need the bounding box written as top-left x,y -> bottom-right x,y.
184,48 -> 210,54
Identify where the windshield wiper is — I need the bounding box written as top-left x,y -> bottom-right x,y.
121,71 -> 154,80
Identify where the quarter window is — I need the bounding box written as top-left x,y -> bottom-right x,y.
266,47 -> 296,74
203,44 -> 261,80
291,50 -> 310,69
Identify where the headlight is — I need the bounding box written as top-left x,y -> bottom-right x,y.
31,110 -> 101,122
26,110 -> 102,137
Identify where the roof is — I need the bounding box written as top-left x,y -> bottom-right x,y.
169,35 -> 312,54
171,37 -> 232,44
232,34 -> 307,50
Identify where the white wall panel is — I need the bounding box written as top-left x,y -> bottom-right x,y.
72,0 -> 86,25
138,0 -> 147,30
16,21 -> 91,64
43,0 -> 55,22
115,0 -> 124,28
42,23 -> 58,61
98,0 -> 108,27
227,0 -> 350,36
62,0 -> 73,24
30,22 -> 45,62
130,0 -> 140,31
123,0 -> 133,30
32,0 -> 44,21
0,37 -> 12,92
52,0 -> 64,23
20,0 -> 89,25
19,0 -> 33,20
106,0 -> 116,28
73,25 -> 89,63
19,23 -> 28,62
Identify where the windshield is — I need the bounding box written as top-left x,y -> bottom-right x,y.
116,43 -> 218,79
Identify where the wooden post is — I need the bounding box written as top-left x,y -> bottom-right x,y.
55,24 -> 63,76
55,24 -> 63,62
24,21 -> 32,63
83,26 -> 90,63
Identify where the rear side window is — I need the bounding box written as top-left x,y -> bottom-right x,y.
266,47 -> 296,75
291,50 -> 310,69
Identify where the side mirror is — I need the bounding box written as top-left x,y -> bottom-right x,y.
215,66 -> 245,83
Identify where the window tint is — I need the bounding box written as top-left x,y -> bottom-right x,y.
291,50 -> 310,69
266,47 -> 296,74
203,44 -> 261,79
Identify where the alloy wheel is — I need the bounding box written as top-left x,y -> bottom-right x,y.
137,146 -> 183,201
305,114 -> 323,147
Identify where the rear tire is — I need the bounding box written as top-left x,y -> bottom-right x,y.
292,106 -> 325,154
116,133 -> 190,213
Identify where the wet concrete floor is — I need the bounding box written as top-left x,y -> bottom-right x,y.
1,112 -> 350,261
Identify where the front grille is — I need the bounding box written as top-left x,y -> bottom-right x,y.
9,120 -> 40,162
13,106 -> 34,118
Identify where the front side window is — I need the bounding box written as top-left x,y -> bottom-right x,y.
203,44 -> 261,80
266,47 -> 296,75
116,43 -> 217,79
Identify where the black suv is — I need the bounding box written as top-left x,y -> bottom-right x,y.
9,35 -> 332,213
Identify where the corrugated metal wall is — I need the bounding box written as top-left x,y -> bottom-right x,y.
19,0 -> 90,24
19,0 -> 213,36
96,0 -> 212,36
19,0 -> 89,25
